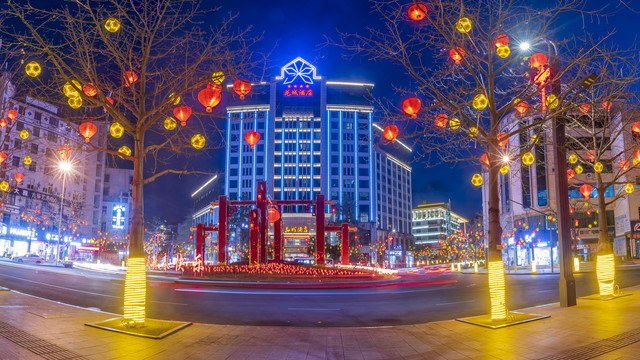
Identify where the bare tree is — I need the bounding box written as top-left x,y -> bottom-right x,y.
2,0 -> 260,327
333,0 -> 626,320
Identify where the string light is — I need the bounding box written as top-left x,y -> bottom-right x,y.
596,254 -> 615,296
488,260 -> 507,320
123,257 -> 146,326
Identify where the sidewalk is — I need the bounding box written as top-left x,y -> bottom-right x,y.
461,262 -> 640,275
2,286 -> 640,359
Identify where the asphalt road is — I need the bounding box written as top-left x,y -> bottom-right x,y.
1,261 -> 640,327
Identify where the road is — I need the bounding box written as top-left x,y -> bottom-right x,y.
1,261 -> 640,327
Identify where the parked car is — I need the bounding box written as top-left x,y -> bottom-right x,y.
12,253 -> 44,265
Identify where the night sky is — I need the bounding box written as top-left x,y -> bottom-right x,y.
145,0 -> 640,223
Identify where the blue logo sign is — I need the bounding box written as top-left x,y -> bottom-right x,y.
279,57 -> 318,85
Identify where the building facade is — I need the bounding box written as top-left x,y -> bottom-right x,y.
412,201 -> 468,245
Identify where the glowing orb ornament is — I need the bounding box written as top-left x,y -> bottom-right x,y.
594,162 -> 603,173
567,169 -> 576,181
104,18 -> 121,32
468,126 -> 478,138
164,117 -> 177,130
68,96 -> 82,109
496,45 -> 510,58
568,154 -> 578,164
456,17 -> 472,33
63,81 -> 81,98
575,165 -> 583,174
110,122 -> 125,138
495,34 -> 509,47
83,83 -> 98,97
434,114 -> 448,129
408,3 -> 427,21
546,94 -> 559,109
499,165 -> 510,175
449,47 -> 465,64
25,61 -> 42,77
626,183 -> 635,194
383,125 -> 399,142
191,134 -> 206,149
19,130 -> 29,139
212,71 -> 225,84
402,97 -> 421,118
169,93 -> 181,105
23,156 -> 32,165
0,181 -> 8,192
522,152 -> 535,166
529,53 -> 548,68
472,94 -> 488,110
118,146 -> 132,157
471,173 -> 483,186
449,117 -> 460,130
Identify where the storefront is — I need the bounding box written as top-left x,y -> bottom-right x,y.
0,225 -> 38,258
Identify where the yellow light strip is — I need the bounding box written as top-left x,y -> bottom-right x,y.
474,262 -> 478,273
573,257 -> 580,272
596,254 -> 615,296
123,257 -> 146,326
488,260 -> 507,320
531,260 -> 537,273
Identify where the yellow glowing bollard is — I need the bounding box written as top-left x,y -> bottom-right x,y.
596,254 -> 615,296
474,262 -> 478,273
123,257 -> 146,326
451,263 -> 455,271
64,256 -> 69,261
573,257 -> 580,272
457,263 -> 461,272
122,260 -> 126,270
531,260 -> 537,273
488,261 -> 507,320
97,259 -> 101,264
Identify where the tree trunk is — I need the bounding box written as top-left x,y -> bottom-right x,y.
595,173 -> 615,297
487,142 -> 507,320
122,134 -> 146,326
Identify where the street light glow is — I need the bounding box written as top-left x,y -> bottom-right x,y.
519,42 -> 531,51
59,161 -> 72,172
502,155 -> 510,163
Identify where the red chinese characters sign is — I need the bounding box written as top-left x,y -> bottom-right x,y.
284,84 -> 313,97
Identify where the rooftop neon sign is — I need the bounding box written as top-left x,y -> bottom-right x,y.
276,57 -> 320,85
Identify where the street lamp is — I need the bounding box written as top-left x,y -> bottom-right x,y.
55,160 -> 72,266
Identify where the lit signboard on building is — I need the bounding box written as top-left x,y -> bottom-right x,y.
276,57 -> 320,97
284,84 -> 313,97
112,205 -> 126,229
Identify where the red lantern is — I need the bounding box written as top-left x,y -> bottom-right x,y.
123,71 -> 138,86
567,169 -> 576,181
0,118 -> 7,130
402,97 -> 421,118
480,153 -> 489,166
383,125 -> 399,142
407,3 -> 427,21
173,106 -> 192,126
233,79 -> 252,100
586,210 -> 591,216
268,207 -> 281,223
498,132 -> 509,148
78,122 -> 97,142
434,114 -> 448,129
515,101 -> 529,116
103,96 -> 114,112
619,160 -> 630,171
569,208 -> 574,214
198,87 -> 222,112
6,109 -> 17,121
635,150 -> 640,162
579,104 -> 590,115
14,172 -> 24,184
529,53 -> 548,68
586,149 -> 595,162
207,82 -> 223,92
602,101 -> 612,112
58,146 -> 71,160
449,47 -> 465,64
0,152 -> 6,164
244,131 -> 260,149
580,184 -> 593,199
83,83 -> 98,97
632,121 -> 640,134
495,34 -> 509,47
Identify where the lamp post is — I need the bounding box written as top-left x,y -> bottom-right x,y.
55,160 -> 72,267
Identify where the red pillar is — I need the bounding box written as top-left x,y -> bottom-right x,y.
217,195 -> 228,265
257,181 -> 267,264
195,223 -> 205,261
274,217 -> 283,261
315,195 -> 325,266
249,209 -> 259,265
341,223 -> 349,265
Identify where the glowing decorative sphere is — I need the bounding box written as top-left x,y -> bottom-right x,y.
546,94 -> 559,109
402,97 -> 422,118
0,181 -> 8,192
575,165 -> 583,174
468,126 -> 478,138
499,165 -> 509,175
164,117 -> 177,130
63,81 -> 81,98
522,152 -> 535,166
104,18 -> 121,32
191,134 -> 206,149
19,130 -> 29,139
169,93 -> 181,105
471,173 -> 483,187
434,114 -> 448,129
449,117 -> 460,130
68,96 -> 82,109
529,53 -> 548,68
25,61 -> 42,77
593,162 -> 603,173
211,72 -> 225,84
407,3 -> 428,21
568,154 -> 578,164
23,156 -> 32,165
496,45 -> 510,59
580,184 -> 593,199
456,17 -> 472,33
625,183 -> 635,194
383,125 -> 399,142
110,122 -> 125,138
567,169 -> 576,181
83,83 -> 98,97
118,146 -> 131,157
472,94 -> 488,110
449,47 -> 465,64
619,160 -> 630,171
495,34 -> 509,47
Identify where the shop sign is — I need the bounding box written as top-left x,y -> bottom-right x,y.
631,221 -> 640,233
615,214 -> 631,236
0,225 -> 36,240
284,226 -> 308,233
614,237 -> 627,256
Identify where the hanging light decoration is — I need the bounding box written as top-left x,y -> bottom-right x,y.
268,207 -> 281,223
580,184 -> 593,199
197,87 -> 222,112
567,169 -> 576,181
515,101 -> 529,116
471,173 -> 483,186
191,134 -> 206,149
594,162 -> 604,173
0,181 -> 8,192
575,165 -> 584,174
14,173 -> 24,184
529,53 -> 548,68
109,122 -> 125,138
456,17 -> 472,33
602,101 -> 612,112
244,131 -> 261,149
63,81 -> 81,98
104,18 -> 121,32
211,71 -> 225,84
468,126 -> 478,138
632,121 -> 640,134
434,114 -> 448,129
0,152 -> 7,164
625,183 -> 635,194
79,122 -> 98,142
123,71 -> 138,86
499,165 -> 509,175
23,156 -> 32,166
579,104 -> 591,115
6,109 -> 17,121
496,45 -> 510,59
546,94 -> 559,109
522,152 -> 535,166
118,146 -> 132,157
586,149 -> 595,162
0,118 -> 7,130
83,83 -> 99,97
68,96 -> 82,109
619,160 -> 630,171
402,97 -> 422,118
164,117 -> 177,130
568,154 -> 578,164
233,79 -> 252,100
19,130 -> 29,139
472,94 -> 488,110
449,47 -> 465,64
58,146 -> 71,160
497,132 -> 509,148
173,106 -> 192,126
103,97 -> 114,112
24,61 -> 42,77
407,3 -> 428,21
479,153 -> 489,167
495,34 -> 509,47
449,117 -> 460,130
383,125 -> 399,142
